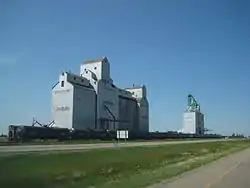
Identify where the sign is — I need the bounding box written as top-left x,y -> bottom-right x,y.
55,106 -> 70,111
54,89 -> 71,94
117,130 -> 128,139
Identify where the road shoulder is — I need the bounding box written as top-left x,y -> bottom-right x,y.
148,147 -> 250,188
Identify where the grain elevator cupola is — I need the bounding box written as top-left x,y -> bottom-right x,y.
80,57 -> 112,83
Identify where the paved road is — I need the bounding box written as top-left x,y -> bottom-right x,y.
150,146 -> 250,188
0,139 -> 230,154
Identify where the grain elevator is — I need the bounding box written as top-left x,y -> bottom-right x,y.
52,57 -> 149,134
182,95 -> 204,134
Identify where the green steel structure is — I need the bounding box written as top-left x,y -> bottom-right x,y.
187,94 -> 200,112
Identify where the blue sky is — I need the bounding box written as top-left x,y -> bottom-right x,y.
0,0 -> 249,135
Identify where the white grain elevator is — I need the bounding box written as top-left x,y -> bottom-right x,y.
182,94 -> 204,134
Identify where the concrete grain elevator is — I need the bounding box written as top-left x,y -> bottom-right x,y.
182,95 -> 205,134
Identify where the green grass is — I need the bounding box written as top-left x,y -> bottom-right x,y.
0,140 -> 249,188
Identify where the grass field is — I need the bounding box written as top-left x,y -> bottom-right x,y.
0,136 -> 7,143
0,140 -> 249,188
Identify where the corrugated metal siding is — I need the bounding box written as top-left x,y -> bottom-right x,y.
96,81 -> 119,130
138,98 -> 149,133
52,82 -> 74,129
72,85 -> 96,130
118,96 -> 139,132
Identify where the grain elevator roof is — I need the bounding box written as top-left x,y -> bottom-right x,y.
83,57 -> 108,64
